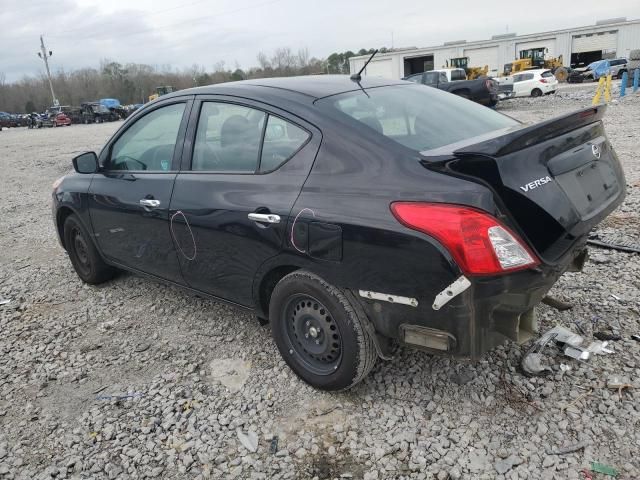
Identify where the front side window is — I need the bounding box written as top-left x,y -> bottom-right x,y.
192,102 -> 265,172
318,84 -> 518,152
260,116 -> 309,172
109,103 -> 185,171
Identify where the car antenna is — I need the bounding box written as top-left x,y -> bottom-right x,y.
350,49 -> 379,81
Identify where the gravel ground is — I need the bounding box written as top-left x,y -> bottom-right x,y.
0,91 -> 639,480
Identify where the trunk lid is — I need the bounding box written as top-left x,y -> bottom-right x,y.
421,105 -> 626,261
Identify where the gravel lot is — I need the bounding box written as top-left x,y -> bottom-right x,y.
1,90 -> 639,480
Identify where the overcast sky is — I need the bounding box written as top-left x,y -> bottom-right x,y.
1,0 -> 639,82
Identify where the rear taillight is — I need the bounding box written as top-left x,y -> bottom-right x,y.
485,79 -> 495,90
390,202 -> 539,275
540,78 -> 549,83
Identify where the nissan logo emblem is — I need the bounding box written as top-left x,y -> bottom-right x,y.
592,144 -> 601,159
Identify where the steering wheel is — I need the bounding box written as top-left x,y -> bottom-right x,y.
113,155 -> 147,171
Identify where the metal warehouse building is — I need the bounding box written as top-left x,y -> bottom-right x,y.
349,18 -> 640,78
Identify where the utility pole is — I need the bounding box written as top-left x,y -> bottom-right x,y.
37,35 -> 58,107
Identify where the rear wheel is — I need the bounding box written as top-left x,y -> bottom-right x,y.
531,88 -> 543,97
63,215 -> 116,284
269,271 -> 377,391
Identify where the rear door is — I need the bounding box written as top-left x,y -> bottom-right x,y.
169,96 -> 321,306
88,98 -> 192,283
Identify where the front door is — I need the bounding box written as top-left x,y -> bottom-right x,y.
169,98 -> 319,306
88,99 -> 191,283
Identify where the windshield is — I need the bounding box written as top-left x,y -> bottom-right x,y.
318,84 -> 518,151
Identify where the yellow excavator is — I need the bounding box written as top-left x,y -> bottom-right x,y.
503,48 -> 568,81
446,57 -> 489,80
148,86 -> 176,102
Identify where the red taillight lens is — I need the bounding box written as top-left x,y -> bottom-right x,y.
540,78 -> 548,83
390,202 -> 539,275
485,79 -> 494,90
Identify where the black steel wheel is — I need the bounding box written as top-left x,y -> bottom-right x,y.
269,270 -> 377,391
282,294 -> 343,376
63,214 -> 116,284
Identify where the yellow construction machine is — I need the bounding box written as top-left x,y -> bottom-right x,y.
446,57 -> 489,80
148,86 -> 176,102
503,48 -> 568,81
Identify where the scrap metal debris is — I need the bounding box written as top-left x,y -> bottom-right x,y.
0,298 -> 10,306
542,295 -> 573,311
545,441 -> 588,455
270,435 -> 279,455
587,238 -> 640,254
593,331 -> 622,341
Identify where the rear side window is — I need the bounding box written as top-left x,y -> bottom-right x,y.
451,69 -> 466,81
192,102 -> 265,172
260,116 -> 309,172
541,71 -> 554,78
318,84 -> 518,152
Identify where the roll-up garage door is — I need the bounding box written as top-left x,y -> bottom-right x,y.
572,31 -> 617,53
464,46 -> 499,75
364,58 -> 394,78
516,39 -> 557,57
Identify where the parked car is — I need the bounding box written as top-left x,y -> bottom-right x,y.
80,102 -> 119,123
403,68 -> 499,106
570,60 -> 612,83
609,58 -> 628,79
40,112 -> 72,127
0,112 -> 10,130
509,69 -> 558,97
52,76 -> 625,390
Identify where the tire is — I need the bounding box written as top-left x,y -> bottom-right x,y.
617,69 -> 627,80
269,270 -> 377,391
63,215 -> 116,284
531,88 -> 543,97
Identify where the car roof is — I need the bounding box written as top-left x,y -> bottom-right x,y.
519,69 -> 551,74
166,75 -> 406,100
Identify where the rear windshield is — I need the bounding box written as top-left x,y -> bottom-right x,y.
317,84 -> 518,151
541,70 -> 554,78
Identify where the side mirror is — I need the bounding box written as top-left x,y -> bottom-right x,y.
73,151 -> 99,174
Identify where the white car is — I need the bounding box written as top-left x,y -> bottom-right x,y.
511,69 -> 558,97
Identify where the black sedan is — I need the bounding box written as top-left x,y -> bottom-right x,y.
52,76 -> 625,390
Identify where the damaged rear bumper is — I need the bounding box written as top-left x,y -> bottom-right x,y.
355,242 -> 588,360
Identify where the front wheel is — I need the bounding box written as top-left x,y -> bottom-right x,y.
63,215 -> 116,284
269,271 -> 377,391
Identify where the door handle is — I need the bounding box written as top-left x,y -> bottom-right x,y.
248,213 -> 280,224
139,199 -> 161,208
